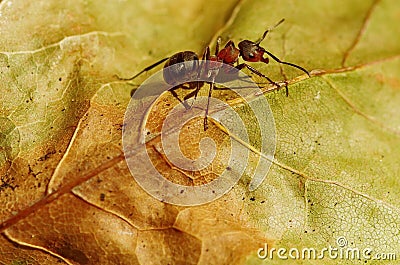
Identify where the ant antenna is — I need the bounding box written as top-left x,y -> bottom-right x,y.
257,18 -> 310,77
264,49 -> 310,76
255,18 -> 285,45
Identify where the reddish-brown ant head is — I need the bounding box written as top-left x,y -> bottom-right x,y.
238,40 -> 269,64
217,40 -> 240,65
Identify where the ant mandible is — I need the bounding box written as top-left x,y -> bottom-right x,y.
119,19 -> 310,130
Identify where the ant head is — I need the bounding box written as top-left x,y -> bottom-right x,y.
238,40 -> 268,63
238,19 -> 286,64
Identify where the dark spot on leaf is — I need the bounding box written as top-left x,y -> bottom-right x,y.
250,197 -> 255,201
56,243 -> 89,265
0,175 -> 17,191
38,150 -> 56,161
100,193 -> 105,201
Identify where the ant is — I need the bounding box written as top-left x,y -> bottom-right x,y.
118,19 -> 310,130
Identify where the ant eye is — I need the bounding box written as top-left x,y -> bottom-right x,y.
249,53 -> 254,58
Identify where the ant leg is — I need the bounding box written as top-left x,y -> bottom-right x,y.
170,85 -> 191,109
117,57 -> 169,81
189,47 -> 210,108
235,63 -> 280,88
201,46 -> 211,75
204,81 -> 214,130
215,37 -> 221,55
263,50 -> 310,76
183,82 -> 204,103
202,42 -> 223,130
190,82 -> 201,108
200,46 -> 210,72
283,81 -> 289,97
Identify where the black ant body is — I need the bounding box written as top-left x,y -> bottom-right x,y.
119,19 -> 310,130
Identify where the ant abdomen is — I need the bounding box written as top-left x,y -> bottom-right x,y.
163,51 -> 201,86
